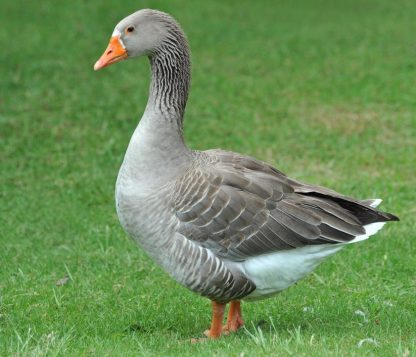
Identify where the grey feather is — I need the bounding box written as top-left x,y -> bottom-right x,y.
173,150 -> 398,265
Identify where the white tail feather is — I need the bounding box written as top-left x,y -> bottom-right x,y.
349,222 -> 386,243
369,198 -> 382,208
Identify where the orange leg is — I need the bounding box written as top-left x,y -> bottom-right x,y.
223,300 -> 244,333
204,301 -> 226,339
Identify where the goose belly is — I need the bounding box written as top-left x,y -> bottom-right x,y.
242,244 -> 344,301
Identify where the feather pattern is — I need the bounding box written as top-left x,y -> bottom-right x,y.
173,150 -> 397,265
168,150 -> 398,300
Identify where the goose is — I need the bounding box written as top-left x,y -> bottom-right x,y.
94,9 -> 399,339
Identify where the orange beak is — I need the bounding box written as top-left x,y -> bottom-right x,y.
94,36 -> 128,71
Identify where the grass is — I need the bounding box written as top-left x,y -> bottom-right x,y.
1,0 -> 415,355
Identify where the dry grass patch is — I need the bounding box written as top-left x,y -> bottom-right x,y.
296,105 -> 382,135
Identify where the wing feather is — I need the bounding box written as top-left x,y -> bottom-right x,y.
173,150 -> 398,261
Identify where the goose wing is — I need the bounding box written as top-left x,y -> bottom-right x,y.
173,150 -> 398,261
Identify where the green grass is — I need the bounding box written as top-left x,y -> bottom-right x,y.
1,0 -> 415,355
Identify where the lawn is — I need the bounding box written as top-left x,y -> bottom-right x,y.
1,0 -> 415,355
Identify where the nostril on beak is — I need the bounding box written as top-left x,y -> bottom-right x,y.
107,50 -> 113,55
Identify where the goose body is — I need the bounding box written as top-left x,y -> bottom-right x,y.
95,9 -> 399,338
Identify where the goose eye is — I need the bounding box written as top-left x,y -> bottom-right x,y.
126,26 -> 135,34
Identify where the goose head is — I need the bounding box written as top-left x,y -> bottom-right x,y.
94,9 -> 175,71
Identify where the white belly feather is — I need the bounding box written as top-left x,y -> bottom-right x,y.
241,220 -> 386,300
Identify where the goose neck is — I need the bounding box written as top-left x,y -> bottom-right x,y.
145,35 -> 191,127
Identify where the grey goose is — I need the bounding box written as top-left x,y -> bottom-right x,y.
94,9 -> 399,339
